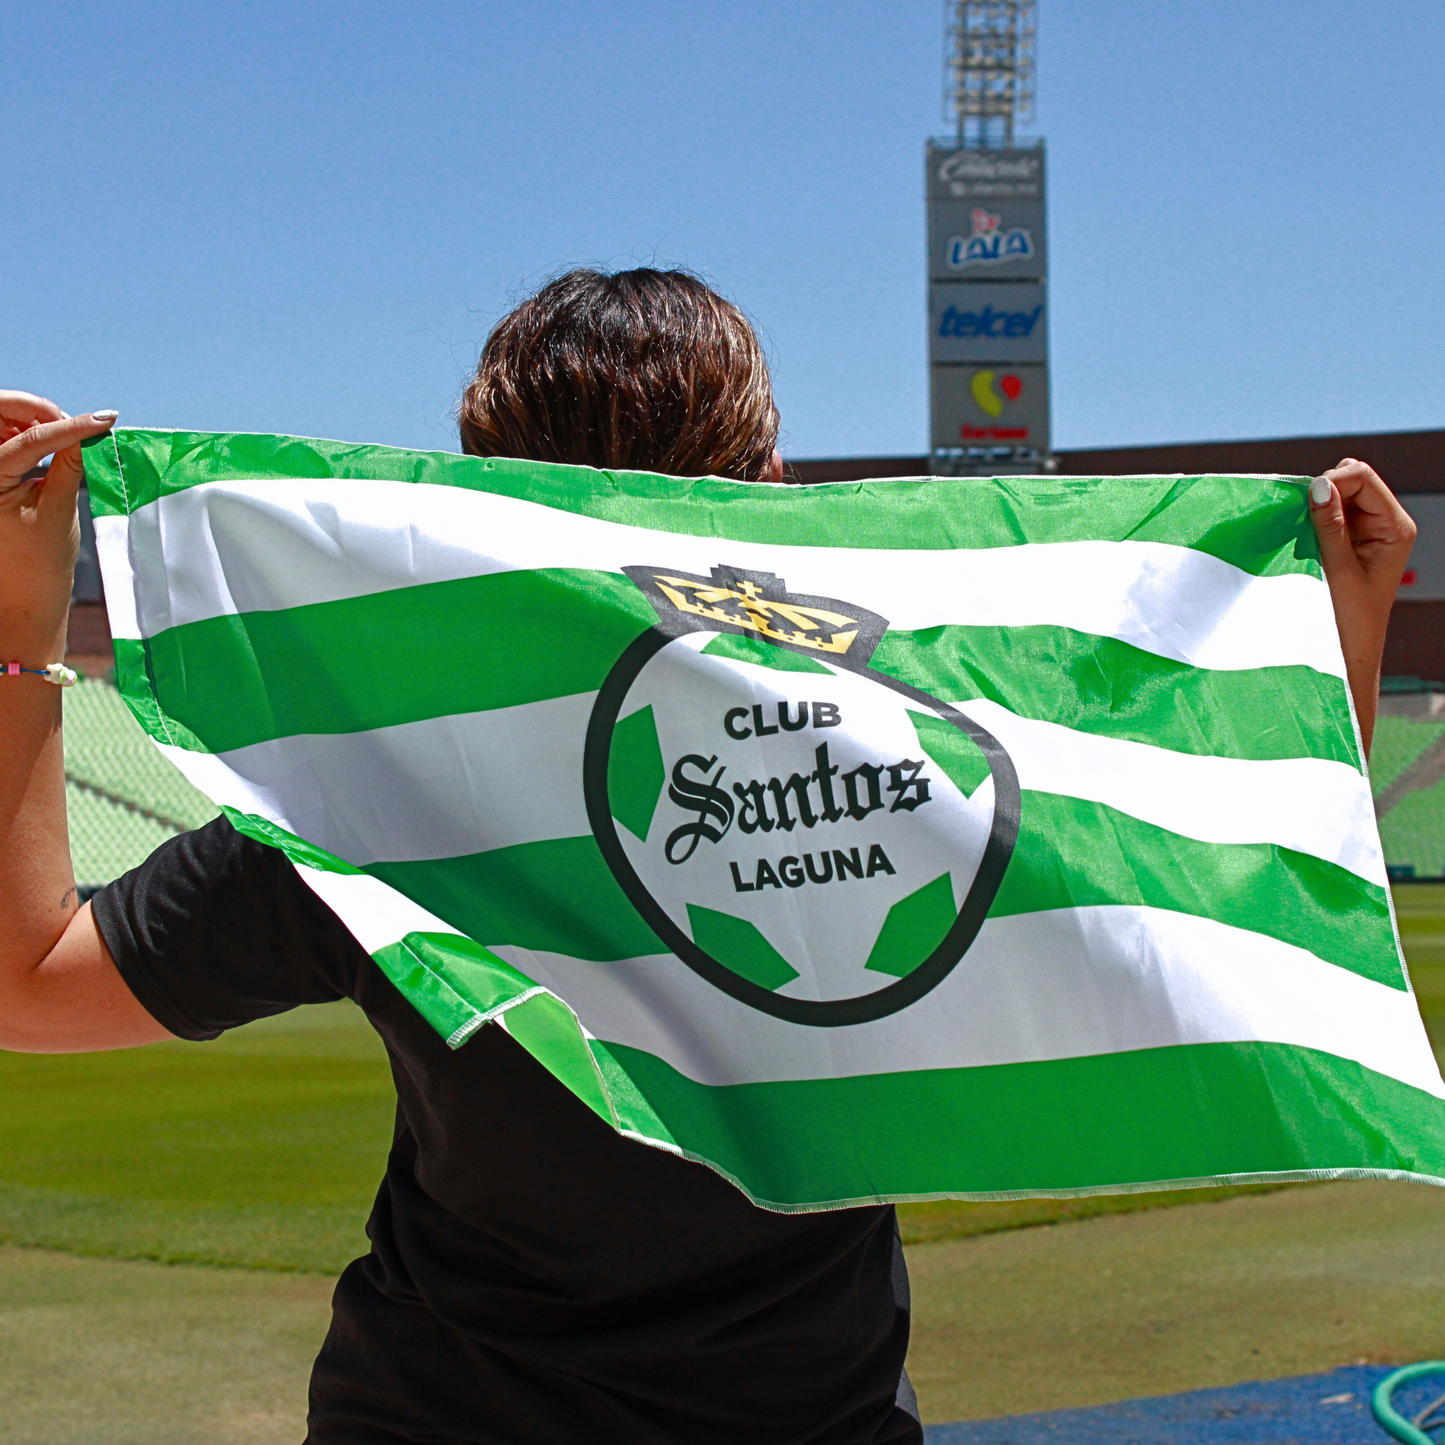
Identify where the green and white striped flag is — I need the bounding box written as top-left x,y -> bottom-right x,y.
83,430 -> 1445,1209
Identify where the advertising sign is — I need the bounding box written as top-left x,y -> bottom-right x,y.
1397,496 -> 1445,601
930,364 -> 1049,451
929,281 -> 1046,365
929,199 -> 1046,281
927,141 -> 1049,471
927,143 -> 1044,201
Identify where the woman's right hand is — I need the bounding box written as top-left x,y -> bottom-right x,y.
0,392 -> 118,660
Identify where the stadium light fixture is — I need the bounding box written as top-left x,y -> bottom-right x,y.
947,0 -> 1037,149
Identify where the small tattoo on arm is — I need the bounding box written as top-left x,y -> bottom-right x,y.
59,886 -> 77,911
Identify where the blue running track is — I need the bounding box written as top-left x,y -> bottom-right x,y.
924,1366 -> 1403,1443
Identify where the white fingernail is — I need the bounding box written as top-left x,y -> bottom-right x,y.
1310,477 -> 1332,506
91,410 -> 119,422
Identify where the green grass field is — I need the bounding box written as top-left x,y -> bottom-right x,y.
0,1000 -> 392,1273
3,887 -> 1445,1441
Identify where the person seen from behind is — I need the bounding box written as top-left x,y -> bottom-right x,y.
0,267 -> 1418,1444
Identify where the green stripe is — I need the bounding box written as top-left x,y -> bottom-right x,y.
371,931 -> 536,1044
110,637 -> 207,751
502,992 -> 616,1124
221,806 -> 363,875
997,792 -> 1405,989
872,624 -> 1359,769
349,928 -> 1439,1206
137,570 -> 654,754
374,931 -> 623,1125
126,577 -> 1347,767
216,797 -> 1399,994
83,429 -> 1320,578
594,1040 -> 1445,1207
367,837 -> 665,963
363,798 -> 1398,988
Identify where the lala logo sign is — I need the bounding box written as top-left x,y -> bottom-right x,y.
962,370 -> 1028,441
947,208 -> 1035,269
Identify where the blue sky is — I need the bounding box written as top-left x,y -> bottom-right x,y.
6,0 -> 1443,458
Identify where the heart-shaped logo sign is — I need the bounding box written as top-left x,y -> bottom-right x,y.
1000,374 -> 1023,402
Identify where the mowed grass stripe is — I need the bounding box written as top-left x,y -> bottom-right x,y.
124,581 -> 1347,767
0,1001 -> 390,1274
873,624 -> 1359,769
0,1045 -> 392,1207
85,430 -> 1320,578
365,796 -> 1396,987
0,1185 -> 367,1273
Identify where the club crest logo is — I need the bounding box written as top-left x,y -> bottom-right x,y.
582,565 -> 1020,1026
947,207 -> 1035,269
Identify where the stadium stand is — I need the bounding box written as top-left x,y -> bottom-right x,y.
1379,781 -> 1445,881
1369,717 -> 1445,798
62,676 -> 219,895
1370,697 -> 1445,878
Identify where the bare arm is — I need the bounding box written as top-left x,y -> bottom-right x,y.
0,392 -> 174,1052
1308,458 -> 1416,759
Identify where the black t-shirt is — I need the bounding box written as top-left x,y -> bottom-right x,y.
93,818 -> 922,1445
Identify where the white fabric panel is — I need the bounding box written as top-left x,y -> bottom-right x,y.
92,514 -> 140,639
153,693 -> 1380,885
293,866 -> 455,954
958,700 -> 1386,888
155,693 -> 595,864
488,905 -> 1443,1097
109,479 -> 1346,679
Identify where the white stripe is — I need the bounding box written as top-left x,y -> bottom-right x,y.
153,693 -> 594,863
92,514 -> 140,640
151,693 -> 1379,885
105,478 -> 1345,678
293,865 -> 454,954
292,868 -> 1434,1098
487,905 -> 1443,1097
958,700 -> 1386,887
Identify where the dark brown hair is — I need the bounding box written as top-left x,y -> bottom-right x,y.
458,268 -> 779,481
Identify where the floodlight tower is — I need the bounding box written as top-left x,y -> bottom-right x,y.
949,1 -> 1037,149
928,0 -> 1048,475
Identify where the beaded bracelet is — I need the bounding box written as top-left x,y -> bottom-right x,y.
3,662 -> 78,686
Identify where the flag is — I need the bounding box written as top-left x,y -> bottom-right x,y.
82,429 -> 1445,1209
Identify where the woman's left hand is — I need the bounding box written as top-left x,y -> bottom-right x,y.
1309,458 -> 1416,756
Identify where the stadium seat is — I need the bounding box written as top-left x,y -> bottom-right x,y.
63,676 -> 220,893
1368,718 -> 1445,798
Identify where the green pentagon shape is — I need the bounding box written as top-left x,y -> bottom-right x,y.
608,705 -> 666,842
685,903 -> 800,991
864,872 -> 957,977
909,709 -> 991,798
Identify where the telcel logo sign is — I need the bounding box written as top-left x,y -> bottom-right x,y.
937,302 -> 1041,340
947,208 -> 1034,269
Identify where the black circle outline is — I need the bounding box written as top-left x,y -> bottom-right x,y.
583,627 -> 1020,1027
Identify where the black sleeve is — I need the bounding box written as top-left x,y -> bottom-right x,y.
90,816 -> 366,1042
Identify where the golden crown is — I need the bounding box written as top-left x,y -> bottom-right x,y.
625,565 -> 888,664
